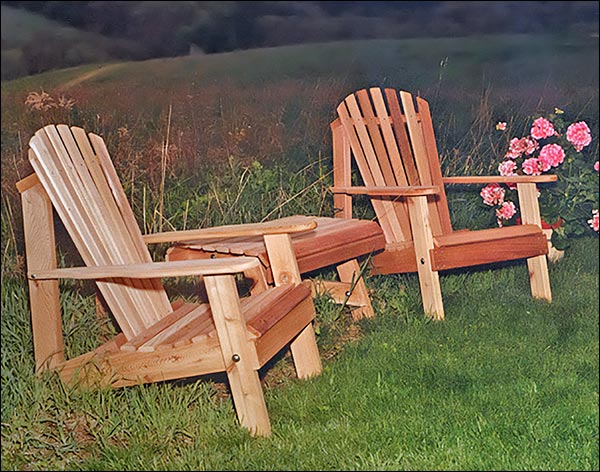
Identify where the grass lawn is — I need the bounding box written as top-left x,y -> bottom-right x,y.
1,237 -> 597,470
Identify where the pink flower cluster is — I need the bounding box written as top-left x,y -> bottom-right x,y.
530,117 -> 556,140
538,144 -> 565,171
521,157 -> 542,176
566,121 -> 592,152
498,160 -> 517,176
480,183 -> 517,224
517,143 -> 566,176
486,111 -> 596,232
480,183 -> 505,206
505,137 -> 538,159
499,115 -> 591,179
496,201 -> 516,221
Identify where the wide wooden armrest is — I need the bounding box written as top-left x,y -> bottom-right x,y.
28,258 -> 261,281
331,185 -> 439,197
143,216 -> 317,244
443,175 -> 557,184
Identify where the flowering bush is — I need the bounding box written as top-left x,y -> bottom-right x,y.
482,109 -> 598,250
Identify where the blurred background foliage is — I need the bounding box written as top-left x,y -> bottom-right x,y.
2,1 -> 599,80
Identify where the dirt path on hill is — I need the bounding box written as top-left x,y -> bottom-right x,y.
57,64 -> 122,91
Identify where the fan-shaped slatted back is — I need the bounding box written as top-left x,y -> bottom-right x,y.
28,125 -> 172,339
336,88 -> 453,241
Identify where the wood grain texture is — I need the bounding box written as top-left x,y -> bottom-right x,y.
29,257 -> 262,280
19,179 -> 64,371
143,215 -> 317,244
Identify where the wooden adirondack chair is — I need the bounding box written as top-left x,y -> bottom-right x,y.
17,124 -> 324,437
331,88 -> 555,320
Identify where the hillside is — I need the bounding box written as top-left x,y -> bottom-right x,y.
1,4 -> 145,80
2,33 -> 598,206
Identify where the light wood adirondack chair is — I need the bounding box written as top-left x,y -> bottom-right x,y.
331,88 -> 555,320
17,124 -> 324,437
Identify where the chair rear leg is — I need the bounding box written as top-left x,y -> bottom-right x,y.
336,259 -> 375,320
526,255 -> 552,302
290,322 -> 322,379
20,178 -> 65,371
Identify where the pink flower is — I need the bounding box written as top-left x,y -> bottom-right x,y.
566,121 -> 592,152
496,121 -> 507,131
522,157 -> 542,175
530,117 -> 556,140
480,183 -> 505,206
505,137 -> 525,158
496,201 -> 516,221
588,209 -> 599,232
523,137 -> 539,155
538,143 -> 565,170
594,161 -> 599,172
505,137 -> 538,159
498,160 -> 517,176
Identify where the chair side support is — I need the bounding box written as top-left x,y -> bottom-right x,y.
406,195 -> 444,320
516,183 -> 552,302
17,174 -> 65,371
264,233 -> 322,378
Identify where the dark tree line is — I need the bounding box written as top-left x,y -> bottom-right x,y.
2,1 -> 598,78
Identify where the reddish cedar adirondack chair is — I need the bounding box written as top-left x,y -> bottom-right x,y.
18,124 -> 324,437
331,88 -> 554,320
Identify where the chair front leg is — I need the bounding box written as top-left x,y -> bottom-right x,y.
204,273 -> 271,437
407,196 -> 445,320
516,183 -> 552,302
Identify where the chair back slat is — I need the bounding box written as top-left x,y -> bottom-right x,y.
355,90 -> 398,186
415,97 -> 453,234
368,88 -> 413,239
337,94 -> 407,243
398,91 -> 444,235
84,130 -> 171,303
337,89 -> 453,242
384,89 -> 420,185
29,125 -> 172,339
74,127 -> 171,311
369,88 -> 407,185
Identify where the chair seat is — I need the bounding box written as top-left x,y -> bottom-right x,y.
167,217 -> 387,281
371,224 -> 548,274
118,284 -> 311,354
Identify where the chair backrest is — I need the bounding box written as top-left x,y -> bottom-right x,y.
28,124 -> 172,339
335,88 -> 453,243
